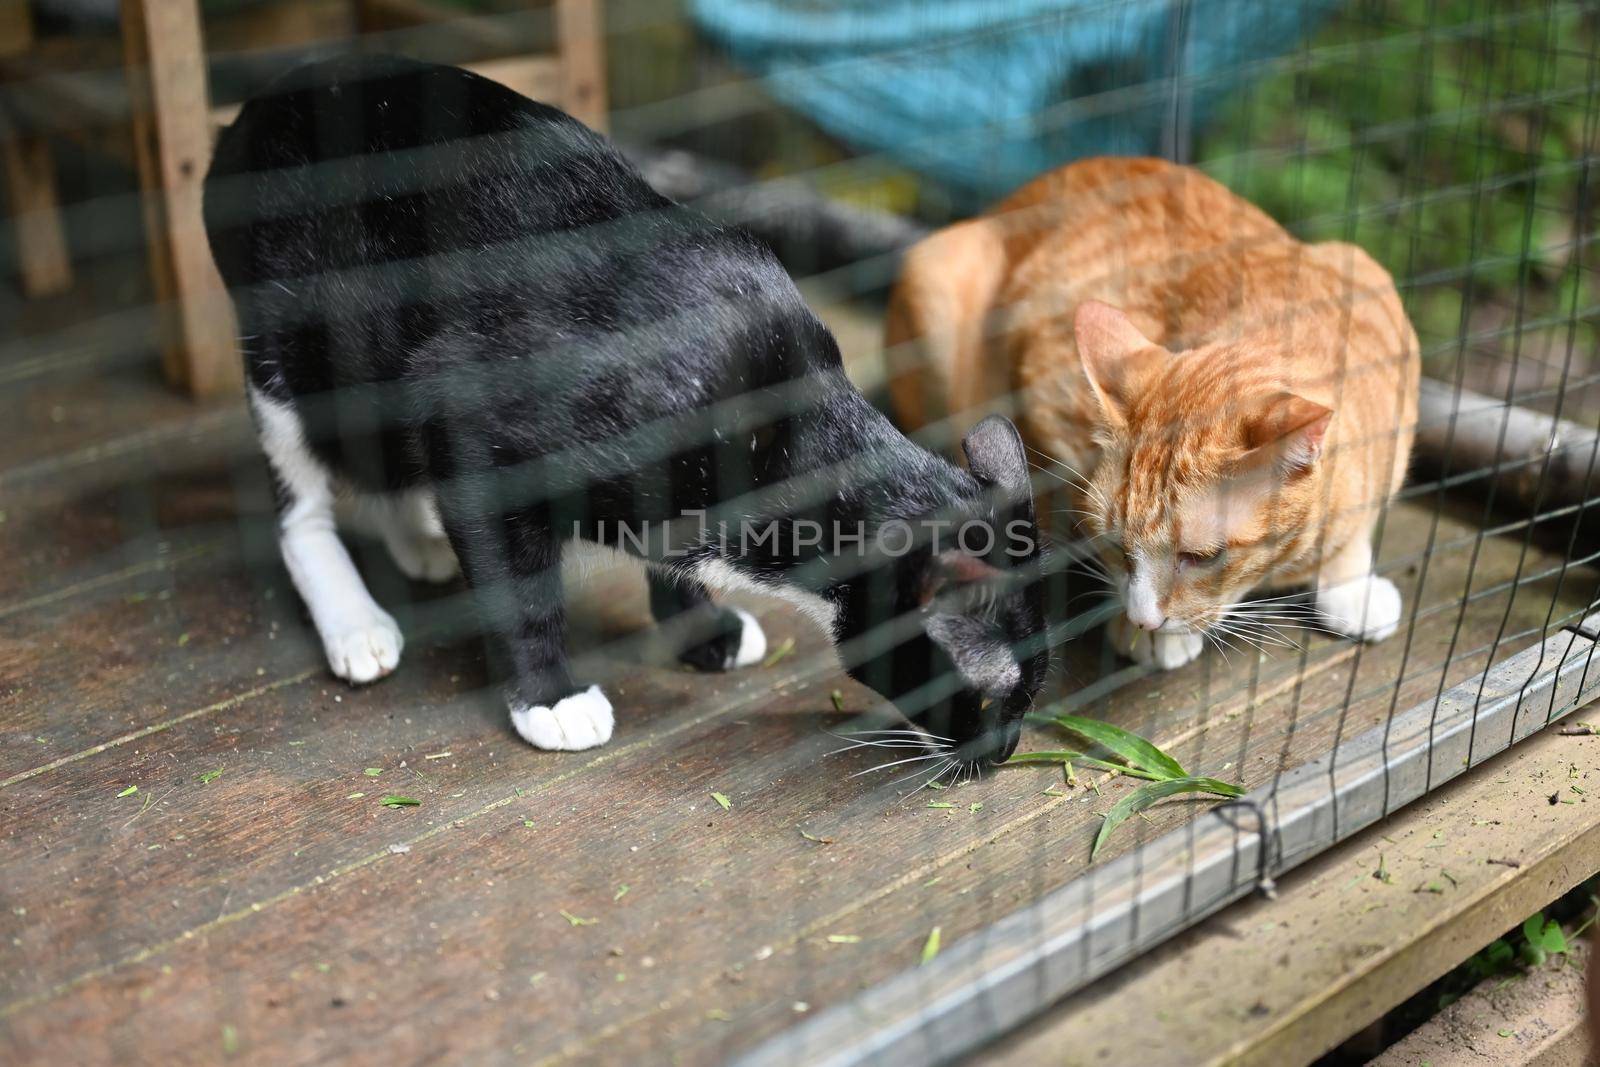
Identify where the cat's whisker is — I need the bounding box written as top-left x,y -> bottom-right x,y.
1235,604 -> 1324,620
1027,449 -> 1108,510
1226,628 -> 1296,658
1202,629 -> 1237,665
1211,628 -> 1270,659
1030,465 -> 1095,499
825,731 -> 940,748
850,751 -> 953,779
1220,613 -> 1303,638
1207,618 -> 1286,657
1232,592 -> 1317,606
1026,445 -> 1091,480
1207,618 -> 1261,649
1032,466 -> 1078,488
894,757 -> 957,799
1232,612 -> 1342,639
824,729 -> 955,759
1071,555 -> 1117,583
827,740 -> 936,756
1226,603 -> 1331,628
1214,619 -> 1296,651
842,728 -> 957,742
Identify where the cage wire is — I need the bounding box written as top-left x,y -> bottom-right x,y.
1,0 -> 1599,1063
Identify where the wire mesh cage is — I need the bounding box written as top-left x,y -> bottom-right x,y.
2,0 -> 1598,1064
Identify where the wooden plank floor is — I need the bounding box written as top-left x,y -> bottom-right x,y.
1,321 -> 1596,1065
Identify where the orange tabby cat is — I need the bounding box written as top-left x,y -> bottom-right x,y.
886,157 -> 1420,669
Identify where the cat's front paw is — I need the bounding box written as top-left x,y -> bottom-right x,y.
322,609 -> 403,684
1317,575 -> 1402,642
1110,616 -> 1205,670
509,685 -> 614,751
676,608 -> 767,672
1142,630 -> 1205,670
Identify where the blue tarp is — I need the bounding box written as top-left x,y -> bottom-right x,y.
691,0 -> 1339,208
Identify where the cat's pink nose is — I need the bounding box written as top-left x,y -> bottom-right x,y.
1127,607 -> 1165,632
1124,571 -> 1165,632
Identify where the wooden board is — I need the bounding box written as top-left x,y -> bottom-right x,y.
0,114 -> 72,298
554,0 -> 606,131
972,726 -> 1600,1067
119,0 -> 241,398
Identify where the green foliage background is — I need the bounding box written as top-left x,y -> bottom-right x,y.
1196,0 -> 1599,379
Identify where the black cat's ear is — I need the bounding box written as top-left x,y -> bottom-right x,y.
962,415 -> 1038,553
962,415 -> 1029,494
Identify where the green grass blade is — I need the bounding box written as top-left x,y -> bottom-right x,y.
1003,749 -> 1084,764
1002,749 -> 1165,782
1185,778 -> 1245,798
1048,715 -> 1189,780
1092,777 -> 1245,859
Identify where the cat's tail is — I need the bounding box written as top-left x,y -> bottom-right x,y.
884,218 -> 1010,446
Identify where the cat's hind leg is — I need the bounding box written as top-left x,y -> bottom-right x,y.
340,490 -> 460,583
1315,534 -> 1402,642
250,387 -> 403,684
648,572 -> 767,672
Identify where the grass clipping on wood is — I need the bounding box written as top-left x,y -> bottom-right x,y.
1008,712 -> 1242,859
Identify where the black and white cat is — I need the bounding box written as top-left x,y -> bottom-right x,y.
204,55 -> 1047,767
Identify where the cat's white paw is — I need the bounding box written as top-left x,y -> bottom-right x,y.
1317,574 -> 1402,642
1141,629 -> 1205,670
727,609 -> 767,669
322,609 -> 403,684
510,686 -> 614,751
1110,616 -> 1205,670
385,532 -> 460,583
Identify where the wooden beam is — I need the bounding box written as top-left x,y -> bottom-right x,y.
119,0 -> 239,398
465,54 -> 563,106
1416,379 -> 1600,514
973,725 -> 1600,1067
0,112 -> 72,297
0,0 -> 32,58
355,0 -> 510,53
0,0 -> 70,298
202,0 -> 350,55
555,0 -> 606,130
0,41 -> 135,164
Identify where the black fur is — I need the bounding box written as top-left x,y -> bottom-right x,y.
204,55 -> 1046,765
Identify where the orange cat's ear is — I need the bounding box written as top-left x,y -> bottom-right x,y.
1074,301 -> 1164,424
1240,394 -> 1333,475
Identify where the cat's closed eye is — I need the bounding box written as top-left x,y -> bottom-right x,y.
1177,547 -> 1227,570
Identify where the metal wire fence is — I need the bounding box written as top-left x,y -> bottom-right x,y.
1,0 -> 1598,1063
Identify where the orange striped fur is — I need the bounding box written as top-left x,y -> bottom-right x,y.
886,157 -> 1421,664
